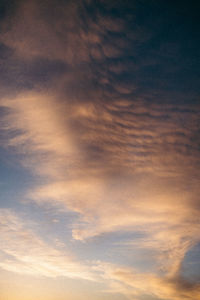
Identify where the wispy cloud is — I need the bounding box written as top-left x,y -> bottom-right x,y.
97,263 -> 200,300
0,1 -> 199,299
0,208 -> 93,280
1,87 -> 200,300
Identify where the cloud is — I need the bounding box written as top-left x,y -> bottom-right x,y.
0,0 -> 126,64
1,89 -> 200,296
125,269 -> 200,300
1,91 -> 77,178
96,263 -> 200,300
0,1 -> 200,299
0,208 -> 93,280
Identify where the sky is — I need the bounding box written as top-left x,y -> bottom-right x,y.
0,1 -> 200,300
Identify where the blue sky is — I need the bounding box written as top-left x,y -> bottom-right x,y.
0,1 -> 200,299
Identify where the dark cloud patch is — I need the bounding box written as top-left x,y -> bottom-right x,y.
0,0 -> 20,22
0,46 -> 70,94
1,0 -> 199,106
0,0 -> 199,193
0,1 -> 200,299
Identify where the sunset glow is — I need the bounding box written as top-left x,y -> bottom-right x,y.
0,1 -> 200,300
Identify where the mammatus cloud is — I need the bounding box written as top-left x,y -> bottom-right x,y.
1,89 -> 200,299
0,0 -> 200,299
0,0 -> 125,64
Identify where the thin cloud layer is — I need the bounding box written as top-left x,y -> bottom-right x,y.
97,263 -> 200,300
0,208 -> 93,280
0,1 -> 200,300
1,88 -> 200,300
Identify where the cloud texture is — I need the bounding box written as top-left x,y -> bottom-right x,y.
0,0 -> 200,299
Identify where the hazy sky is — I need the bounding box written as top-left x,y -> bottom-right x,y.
0,1 -> 200,300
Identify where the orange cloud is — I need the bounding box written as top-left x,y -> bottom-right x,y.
0,1 -> 199,299
1,81 -> 199,300
96,263 -> 200,300
1,90 -> 200,247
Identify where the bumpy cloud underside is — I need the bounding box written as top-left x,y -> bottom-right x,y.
0,1 -> 200,300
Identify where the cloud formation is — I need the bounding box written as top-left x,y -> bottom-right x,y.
0,1 -> 200,300
1,85 -> 199,300
0,208 -> 93,280
97,263 -> 200,300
